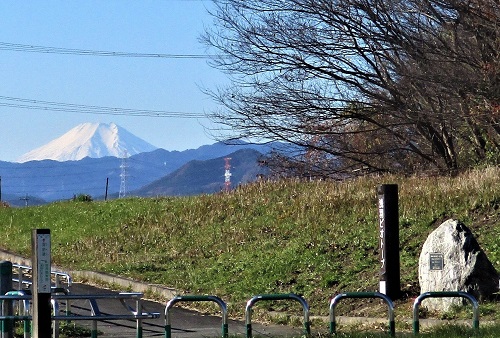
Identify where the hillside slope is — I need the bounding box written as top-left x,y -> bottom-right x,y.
0,167 -> 499,321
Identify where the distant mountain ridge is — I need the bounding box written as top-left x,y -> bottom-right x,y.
2,122 -> 284,204
0,141 -> 279,204
134,148 -> 267,196
16,122 -> 157,162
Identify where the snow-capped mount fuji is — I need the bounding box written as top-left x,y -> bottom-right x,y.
16,122 -> 158,163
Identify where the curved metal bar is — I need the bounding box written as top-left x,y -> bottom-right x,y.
164,295 -> 228,338
0,292 -> 158,338
413,291 -> 479,334
51,298 -> 60,338
329,292 -> 395,336
245,293 -> 310,338
11,263 -> 72,289
5,291 -> 30,338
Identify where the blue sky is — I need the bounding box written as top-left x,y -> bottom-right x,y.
0,0 -> 227,162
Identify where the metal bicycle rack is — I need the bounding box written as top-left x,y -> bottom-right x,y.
329,292 -> 395,336
165,295 -> 228,338
412,291 -> 479,334
245,293 -> 310,338
51,287 -> 73,338
0,259 -> 487,338
52,292 -> 159,338
0,292 -> 159,338
4,291 -> 30,338
11,263 -> 72,291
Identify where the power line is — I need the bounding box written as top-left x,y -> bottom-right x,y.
0,41 -> 212,59
0,95 -> 206,118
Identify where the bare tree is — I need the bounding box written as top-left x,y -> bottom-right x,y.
203,0 -> 500,177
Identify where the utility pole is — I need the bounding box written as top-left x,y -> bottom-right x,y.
20,194 -> 29,207
105,177 -> 109,201
224,157 -> 232,192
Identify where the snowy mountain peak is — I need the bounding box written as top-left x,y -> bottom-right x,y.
16,122 -> 158,163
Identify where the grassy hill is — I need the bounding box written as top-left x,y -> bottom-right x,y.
0,167 -> 499,327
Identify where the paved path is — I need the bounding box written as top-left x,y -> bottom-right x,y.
0,250 -> 304,337
65,283 -> 304,338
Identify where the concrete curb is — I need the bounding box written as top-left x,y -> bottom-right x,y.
70,270 -> 178,300
0,250 -> 32,267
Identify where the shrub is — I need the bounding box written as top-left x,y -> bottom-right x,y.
73,194 -> 93,202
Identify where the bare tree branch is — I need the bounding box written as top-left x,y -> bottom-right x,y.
203,0 -> 500,177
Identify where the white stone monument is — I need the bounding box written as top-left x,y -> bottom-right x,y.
418,219 -> 499,312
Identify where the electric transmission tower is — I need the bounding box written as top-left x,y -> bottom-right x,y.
224,157 -> 232,192
119,150 -> 128,198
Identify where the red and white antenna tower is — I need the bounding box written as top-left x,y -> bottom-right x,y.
224,157 -> 232,192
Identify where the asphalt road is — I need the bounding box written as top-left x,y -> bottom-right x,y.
61,283 -> 304,338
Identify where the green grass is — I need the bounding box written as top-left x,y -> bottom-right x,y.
14,322 -> 96,338
1,167 -> 500,333
325,324 -> 500,337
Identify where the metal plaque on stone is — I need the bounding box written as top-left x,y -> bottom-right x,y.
429,253 -> 444,271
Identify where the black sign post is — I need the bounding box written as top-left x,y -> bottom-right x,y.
32,229 -> 51,338
377,184 -> 401,300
